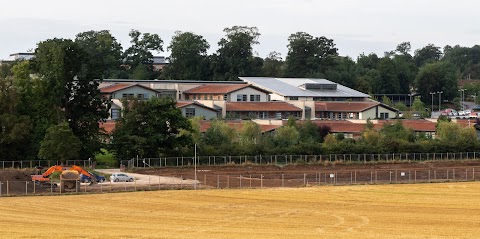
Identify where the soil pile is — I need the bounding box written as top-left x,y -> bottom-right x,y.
0,169 -> 34,195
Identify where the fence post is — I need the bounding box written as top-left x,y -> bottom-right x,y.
474,168 -> 476,181
158,176 -> 161,190
303,173 -> 306,186
261,174 -> 263,188
239,175 -> 242,188
350,171 -> 353,184
447,169 -> 449,180
370,171 -> 373,184
282,174 -> 284,187
227,175 -> 230,188
428,170 -> 431,182
414,171 -> 417,183
453,169 -> 455,181
217,175 -> 220,189
249,175 -> 252,188
354,171 -> 357,184
466,168 -> 468,181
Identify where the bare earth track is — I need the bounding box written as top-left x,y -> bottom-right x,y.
135,160 -> 480,188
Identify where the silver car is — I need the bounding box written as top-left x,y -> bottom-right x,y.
110,173 -> 134,182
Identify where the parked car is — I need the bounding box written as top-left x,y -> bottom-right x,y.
80,172 -> 106,183
110,173 -> 134,182
458,111 -> 465,116
465,110 -> 472,115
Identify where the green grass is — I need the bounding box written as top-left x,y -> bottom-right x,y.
94,149 -> 117,167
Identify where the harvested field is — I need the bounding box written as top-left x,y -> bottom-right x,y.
1,183 -> 480,238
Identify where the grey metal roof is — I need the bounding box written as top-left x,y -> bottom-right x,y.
239,77 -> 370,98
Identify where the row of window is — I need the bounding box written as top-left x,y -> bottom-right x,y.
237,94 -> 261,102
227,111 -> 301,119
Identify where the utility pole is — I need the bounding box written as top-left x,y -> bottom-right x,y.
458,88 -> 465,111
429,92 -> 436,115
437,91 -> 443,111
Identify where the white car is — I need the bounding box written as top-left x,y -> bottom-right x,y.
465,110 -> 472,115
110,173 -> 134,182
458,111 -> 465,116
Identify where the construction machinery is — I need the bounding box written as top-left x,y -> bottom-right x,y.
31,165 -> 96,190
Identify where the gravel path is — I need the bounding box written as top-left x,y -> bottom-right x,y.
95,168 -> 199,185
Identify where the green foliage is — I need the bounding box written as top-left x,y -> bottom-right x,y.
212,26 -> 262,81
382,95 -> 393,106
284,32 -> 338,77
95,149 -> 117,167
414,44 -> 442,67
262,51 -> 284,77
123,29 -> 163,79
274,126 -> 300,148
163,31 -> 210,80
110,97 -> 192,160
415,62 -> 458,103
75,30 -> 123,79
38,123 -> 81,162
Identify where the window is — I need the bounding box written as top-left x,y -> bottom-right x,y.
111,109 -> 121,120
380,112 -> 389,119
223,94 -> 228,100
237,94 -> 247,102
122,93 -> 134,99
276,112 -> 282,119
137,93 -> 149,100
250,95 -> 261,102
186,107 -> 195,117
259,112 -> 267,119
290,96 -> 298,100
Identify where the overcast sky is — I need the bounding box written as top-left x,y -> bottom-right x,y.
1,0 -> 479,60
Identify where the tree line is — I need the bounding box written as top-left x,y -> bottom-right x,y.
109,97 -> 480,160
1,27 -> 480,161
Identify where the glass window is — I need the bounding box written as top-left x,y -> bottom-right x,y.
186,107 -> 195,117
237,94 -> 247,102
290,97 -> 298,100
122,93 -> 134,99
111,109 -> 121,120
259,112 -> 267,119
250,95 -> 261,102
276,112 -> 282,119
380,112 -> 389,119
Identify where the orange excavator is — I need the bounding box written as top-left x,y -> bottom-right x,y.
32,165 -> 96,189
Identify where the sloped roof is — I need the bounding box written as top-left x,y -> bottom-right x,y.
175,101 -> 219,112
311,120 -> 367,133
240,77 -> 369,98
184,84 -> 270,94
199,120 -> 281,133
226,102 -> 302,112
315,102 -> 381,112
100,83 -> 159,94
99,121 -> 116,134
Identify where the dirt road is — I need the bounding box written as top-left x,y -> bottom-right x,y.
95,168 -> 199,185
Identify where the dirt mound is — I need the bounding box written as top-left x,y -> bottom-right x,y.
0,169 -> 35,195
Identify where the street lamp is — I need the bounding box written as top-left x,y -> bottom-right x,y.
437,91 -> 443,111
429,92 -> 436,114
458,88 -> 465,111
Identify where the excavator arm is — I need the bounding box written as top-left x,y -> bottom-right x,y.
69,165 -> 96,183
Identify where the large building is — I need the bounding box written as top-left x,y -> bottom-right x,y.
99,77 -> 397,120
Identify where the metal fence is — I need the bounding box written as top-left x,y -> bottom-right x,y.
126,152 -> 480,168
1,166 -> 478,197
2,152 -> 480,170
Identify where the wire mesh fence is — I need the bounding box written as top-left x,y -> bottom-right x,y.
2,152 -> 480,170
127,152 -> 480,168
1,166 -> 478,197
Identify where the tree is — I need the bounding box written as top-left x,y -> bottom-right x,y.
75,30 -> 123,79
415,62 -> 458,103
123,29 -> 163,79
0,66 -> 32,160
284,32 -> 338,77
212,26 -> 261,81
274,126 -> 300,148
38,123 -> 81,162
396,42 -> 412,57
414,44 -> 442,67
262,51 -> 284,77
111,97 -> 192,160
34,38 -> 110,160
163,31 -> 210,80
296,120 -> 321,143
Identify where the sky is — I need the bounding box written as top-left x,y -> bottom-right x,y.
1,0 -> 479,60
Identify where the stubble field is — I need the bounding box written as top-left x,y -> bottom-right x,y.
1,183 -> 480,239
